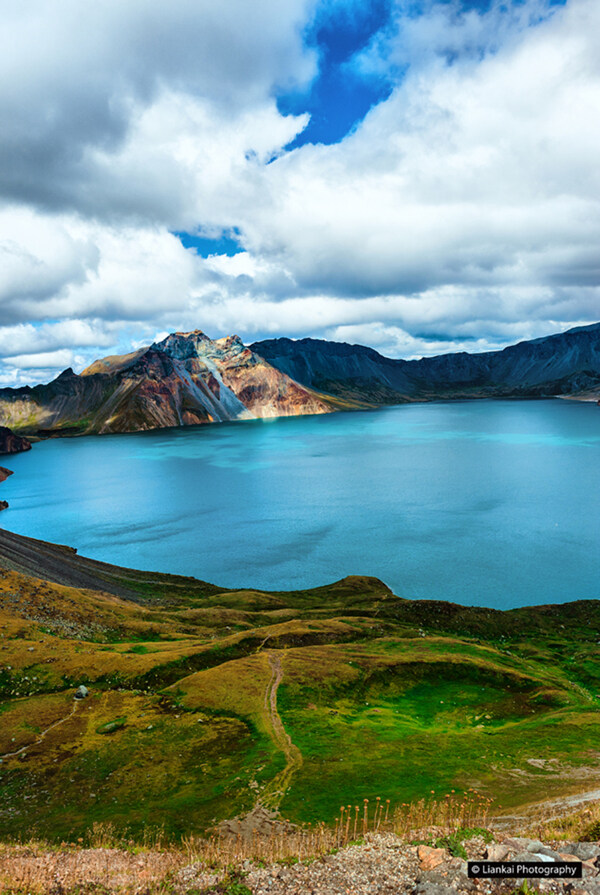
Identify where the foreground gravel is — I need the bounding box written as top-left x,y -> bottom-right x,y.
245,833 -> 420,895
3,832 -> 599,893
176,832 -> 600,895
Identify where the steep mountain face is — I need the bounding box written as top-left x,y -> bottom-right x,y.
252,323 -> 600,403
2,322 -> 597,440
0,426 -> 31,455
0,331 -> 334,437
251,338 -> 415,403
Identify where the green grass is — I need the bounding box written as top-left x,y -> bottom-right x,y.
0,690 -> 283,840
1,557 -> 599,842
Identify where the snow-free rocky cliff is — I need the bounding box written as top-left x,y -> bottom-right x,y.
2,322 -> 598,440
0,330 -> 334,436
252,322 -> 600,403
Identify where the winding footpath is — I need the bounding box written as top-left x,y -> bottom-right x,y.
259,652 -> 303,811
0,698 -> 80,761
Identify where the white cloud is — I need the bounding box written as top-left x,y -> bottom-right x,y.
0,0 -> 316,220
0,0 -> 599,386
3,349 -> 76,370
237,0 -> 600,300
0,320 -> 118,358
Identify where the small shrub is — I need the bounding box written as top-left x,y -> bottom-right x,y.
583,820 -> 600,841
512,882 -> 535,895
225,884 -> 252,895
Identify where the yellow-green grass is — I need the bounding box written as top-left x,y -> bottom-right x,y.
0,689 -> 280,840
1,545 -> 600,842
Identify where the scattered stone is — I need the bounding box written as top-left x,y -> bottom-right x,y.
559,852 -> 583,863
502,837 -> 532,851
566,843 -> 600,861
0,500 -> 8,511
244,833 -> 420,895
74,685 -> 88,699
577,883 -> 600,895
583,859 -> 599,876
229,832 -> 600,894
415,881 -> 457,895
418,845 -> 447,871
1,831 -> 600,894
525,841 -> 561,858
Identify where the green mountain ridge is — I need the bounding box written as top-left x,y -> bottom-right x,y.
1,528 -> 599,841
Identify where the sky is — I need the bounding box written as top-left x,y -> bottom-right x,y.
0,0 -> 598,386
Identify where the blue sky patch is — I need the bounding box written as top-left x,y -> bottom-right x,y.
174,229 -> 244,258
277,0 -> 568,149
277,0 -> 394,148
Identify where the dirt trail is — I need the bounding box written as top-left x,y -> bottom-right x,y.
259,652 -> 303,812
494,784 -> 600,830
0,698 -> 80,761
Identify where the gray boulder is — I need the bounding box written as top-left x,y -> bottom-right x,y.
564,843 -> 600,861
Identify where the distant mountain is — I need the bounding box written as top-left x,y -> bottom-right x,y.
1,323 -> 598,440
0,331 -> 341,437
252,322 -> 600,403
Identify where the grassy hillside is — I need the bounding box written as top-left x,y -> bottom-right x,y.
1,532 -> 599,842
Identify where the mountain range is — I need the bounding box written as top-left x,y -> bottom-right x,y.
0,322 -> 598,444
252,322 -> 600,405
0,331 -> 343,439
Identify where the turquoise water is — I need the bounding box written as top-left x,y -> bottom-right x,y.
2,399 -> 599,609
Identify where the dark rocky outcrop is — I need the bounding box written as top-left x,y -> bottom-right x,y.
0,527 -> 223,602
0,465 -> 13,511
252,322 -> 600,404
0,426 -> 32,455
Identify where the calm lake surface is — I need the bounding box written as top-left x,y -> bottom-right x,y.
3,399 -> 600,609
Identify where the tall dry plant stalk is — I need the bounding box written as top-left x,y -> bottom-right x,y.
392,788 -> 495,839
331,789 -> 494,847
0,789 -> 498,893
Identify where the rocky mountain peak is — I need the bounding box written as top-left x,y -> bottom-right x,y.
153,330 -> 251,364
0,327 -> 335,437
214,334 -> 246,355
151,330 -> 213,360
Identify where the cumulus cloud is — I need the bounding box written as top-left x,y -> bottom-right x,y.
0,0 -> 599,386
0,0 -> 315,221
240,0 -> 600,296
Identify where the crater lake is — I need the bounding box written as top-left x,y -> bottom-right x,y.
3,398 -> 599,609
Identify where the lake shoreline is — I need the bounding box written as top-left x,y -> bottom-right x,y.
1,398 -> 598,610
